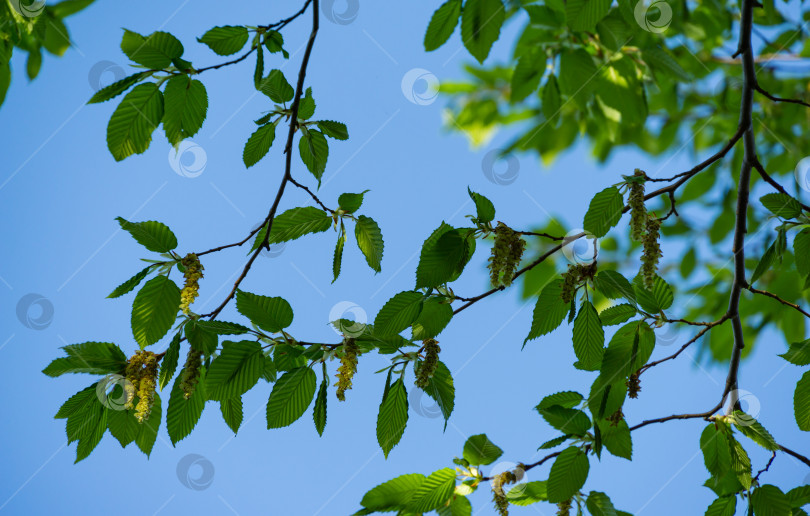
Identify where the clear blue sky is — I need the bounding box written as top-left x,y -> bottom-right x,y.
0,1 -> 805,515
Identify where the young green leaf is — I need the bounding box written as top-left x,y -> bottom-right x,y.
751,485 -> 791,516
424,0 -> 461,51
338,191 -> 367,213
598,303 -> 636,326
373,291 -> 424,337
404,468 -> 456,513
163,75 -> 208,146
316,120 -> 349,140
133,392 -> 161,456
266,367 -> 317,428
760,193 -> 802,219
116,217 -> 178,253
542,74 -> 562,121
704,496 -> 736,516
525,280 -> 569,343
467,187 -> 495,223
537,391 -> 583,410
131,276 -> 180,348
730,411 -> 779,451
106,83 -> 164,161
511,52 -> 544,102
411,297 -> 453,340
780,339 -> 810,365
166,367 -> 206,445
42,341 -> 127,377
235,290 -> 293,333
261,206 -> 332,245
795,370 -> 810,431
298,87 -> 315,119
377,378 -> 408,458
460,0 -> 505,63
206,340 -> 264,401
120,30 -> 184,69
220,396 -> 243,434
547,446 -> 589,503
566,0 -> 611,32
198,25 -> 249,56
333,226 -> 346,283
572,301 -> 604,370
158,331 -> 182,390
597,419 -> 632,460
355,215 -> 384,273
537,406 -> 592,436
299,129 -> 329,181
585,491 -> 618,516
462,434 -> 503,465
419,360 -> 454,426
243,123 -> 276,168
415,224 -> 467,288
259,69 -> 294,103
108,265 -> 154,299
583,186 -> 624,238
360,473 -> 426,512
88,72 -> 149,104
313,377 -> 327,436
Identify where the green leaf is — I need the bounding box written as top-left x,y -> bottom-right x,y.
185,319 -> 218,356
298,87 -> 315,119
266,367 -> 317,428
511,52 -> 544,102
405,468 -> 456,513
730,411 -> 779,451
599,304 -> 636,326
598,419 -> 632,460
633,274 -> 674,313
780,339 -> 810,365
760,193 -> 802,219
25,47 -> 40,80
55,384 -> 97,420
599,321 -> 655,382
198,25 -> 248,56
116,217 -> 177,253
259,69 -> 294,103
42,342 -> 127,377
361,473 -> 425,511
317,120 -> 349,140
264,30 -> 286,56
106,82 -> 164,161
751,485 -> 792,516
794,229 -> 810,280
333,227 -> 346,283
642,46 -> 691,82
572,301 -> 604,370
158,331 -> 182,390
135,392 -> 161,456
795,370 -> 810,431
701,423 -> 732,477
355,215 -> 384,273
235,290 -> 293,333
219,396 -> 243,434
374,291 -> 424,337
88,71 -> 149,104
583,187 -> 624,238
525,280 -> 569,342
338,191 -> 368,213
108,265 -> 154,298
460,0 -> 505,63
704,496 -> 736,516
597,57 -> 647,125
376,378 -> 408,458
411,297 -> 453,340
558,48 -> 597,106
437,495 -> 472,515
462,434 -> 503,465
467,187 -> 495,223
131,276 -> 180,348
787,485 -> 810,508
538,406 -> 591,436
586,491 -> 617,516
243,123 -> 276,168
163,75 -> 208,146
421,360 -> 454,425
547,446 -> 589,503
424,0 -> 461,51
542,74 -> 562,121
166,367 -> 206,445
299,129 -> 329,181
594,270 -> 636,303
260,206 -> 332,246
538,391 -> 583,410
727,432 -> 752,489
751,240 -> 778,285
73,399 -> 107,462
566,0 -> 611,31
313,377 -> 327,436
415,224 -> 468,288
120,30 -> 183,69
108,405 -> 139,448
206,341 -> 264,401
507,481 -> 547,506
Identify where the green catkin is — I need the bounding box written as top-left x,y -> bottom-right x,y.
134,351 -> 158,423
556,499 -> 572,516
415,339 -> 441,389
123,351 -> 144,410
628,169 -> 647,241
180,348 -> 203,399
560,262 -> 598,304
640,216 -> 662,289
489,223 -> 526,287
180,253 -> 204,315
335,339 -> 358,401
491,471 -> 517,516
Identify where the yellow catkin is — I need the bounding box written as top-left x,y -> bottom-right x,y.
489,223 -> 526,287
640,216 -> 662,289
180,348 -> 203,399
134,351 -> 158,423
180,253 -> 204,315
124,351 -> 144,410
335,339 -> 358,401
491,471 -> 517,516
628,169 -> 647,241
415,339 -> 441,389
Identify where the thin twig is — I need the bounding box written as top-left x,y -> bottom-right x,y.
289,176 -> 335,213
754,83 -> 810,109
746,285 -> 810,319
751,158 -> 810,212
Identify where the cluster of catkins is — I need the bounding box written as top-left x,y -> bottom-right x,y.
179,348 -> 203,399
491,470 -> 518,516
335,339 -> 358,401
489,222 -> 526,287
627,170 -> 662,289
415,339 -> 440,389
560,262 -> 598,304
180,253 -> 204,315
556,499 -> 572,516
124,350 -> 158,423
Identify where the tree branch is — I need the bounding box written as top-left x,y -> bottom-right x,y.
754,83 -> 810,109
751,157 -> 810,212
746,285 -> 810,319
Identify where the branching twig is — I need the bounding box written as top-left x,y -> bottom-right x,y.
746,285 -> 810,319
639,316 -> 730,375
754,83 -> 810,109
289,176 -> 335,213
751,158 -> 810,212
